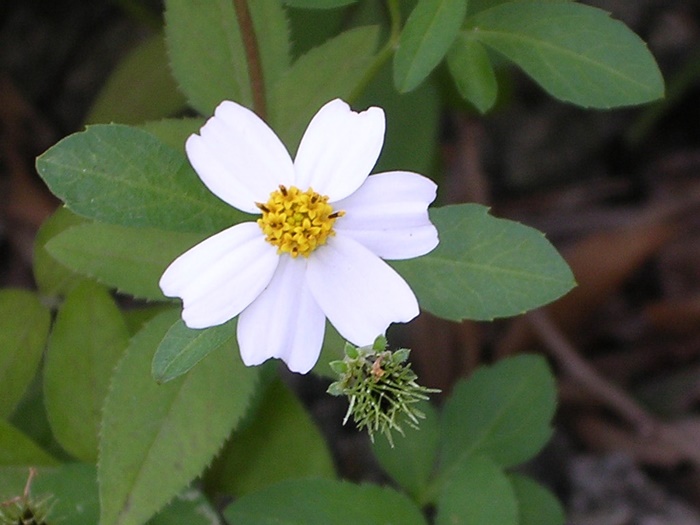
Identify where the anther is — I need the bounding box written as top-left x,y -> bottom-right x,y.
257,185 -> 342,258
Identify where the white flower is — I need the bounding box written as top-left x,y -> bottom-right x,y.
159,99 -> 438,374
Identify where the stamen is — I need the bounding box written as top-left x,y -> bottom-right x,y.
256,185 -> 344,258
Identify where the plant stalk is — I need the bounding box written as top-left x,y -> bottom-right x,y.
347,0 -> 402,104
232,0 -> 267,119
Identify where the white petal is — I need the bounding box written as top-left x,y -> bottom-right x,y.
334,171 -> 439,260
237,257 -> 325,374
185,100 -> 294,213
294,99 -> 385,201
306,235 -> 419,346
160,222 -> 279,328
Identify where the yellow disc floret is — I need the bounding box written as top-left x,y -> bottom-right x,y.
256,185 -> 344,258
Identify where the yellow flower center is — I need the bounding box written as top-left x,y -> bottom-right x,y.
256,185 -> 344,258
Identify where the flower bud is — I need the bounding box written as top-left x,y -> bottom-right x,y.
327,335 -> 439,446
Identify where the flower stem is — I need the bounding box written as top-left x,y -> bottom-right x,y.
232,0 -> 267,119
347,0 -> 402,104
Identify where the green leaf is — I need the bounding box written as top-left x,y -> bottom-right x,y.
440,355 -> 556,469
467,0 -> 573,16
447,34 -> 498,113
99,310 -> 258,525
287,3 -> 347,57
0,465 -> 211,525
149,488 -> 222,524
270,26 -> 379,151
223,478 -> 427,525
465,2 -> 664,108
393,0 -> 467,93
33,463 -> 100,525
207,380 -> 336,496
123,306 -> 176,336
0,290 -> 50,418
4,466 -> 221,525
165,0 -> 290,115
0,467 -> 39,501
152,318 -> 238,383
6,375 -> 69,463
509,474 -> 565,525
371,401 -> 439,503
33,207 -> 88,298
36,124 -> 245,233
86,33 -> 187,125
44,282 -> 129,462
436,454 -> 518,525
165,0 -> 251,113
46,222 -> 207,301
467,0 -> 508,14
359,62 -> 441,176
391,204 -> 575,321
283,0 -> 359,8
0,464 -> 99,525
140,118 -> 203,151
0,420 -> 57,467
249,0 -> 292,93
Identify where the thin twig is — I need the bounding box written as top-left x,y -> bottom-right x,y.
528,309 -> 700,466
23,468 -> 36,499
232,0 -> 266,119
528,310 -> 654,434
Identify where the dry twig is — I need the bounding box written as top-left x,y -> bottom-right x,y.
528,309 -> 700,466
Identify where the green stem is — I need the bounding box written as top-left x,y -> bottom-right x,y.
232,0 -> 267,119
347,0 -> 402,104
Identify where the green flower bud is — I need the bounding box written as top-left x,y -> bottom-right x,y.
344,342 -> 360,359
371,335 -> 388,351
329,360 -> 348,375
326,335 -> 440,447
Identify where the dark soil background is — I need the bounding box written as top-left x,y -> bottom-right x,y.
2,1 -> 700,523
